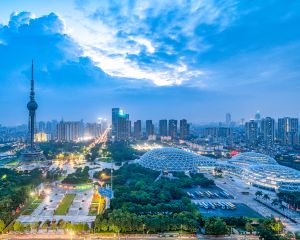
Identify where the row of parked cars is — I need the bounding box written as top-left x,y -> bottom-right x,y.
187,190 -> 231,199
195,201 -> 236,210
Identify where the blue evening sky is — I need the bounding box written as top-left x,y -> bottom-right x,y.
0,0 -> 299,125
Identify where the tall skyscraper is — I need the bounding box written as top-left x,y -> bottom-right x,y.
261,117 -> 275,145
159,119 -> 168,136
133,120 -> 142,140
117,112 -> 130,140
168,119 -> 178,139
111,108 -> 120,138
111,108 -> 131,141
146,120 -> 154,137
180,119 -> 189,140
245,120 -> 258,145
225,113 -> 231,126
278,117 -> 299,145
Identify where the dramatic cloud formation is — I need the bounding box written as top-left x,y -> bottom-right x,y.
0,0 -> 300,124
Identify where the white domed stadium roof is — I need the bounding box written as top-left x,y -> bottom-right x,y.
245,164 -> 300,192
228,152 -> 278,166
139,147 -> 208,172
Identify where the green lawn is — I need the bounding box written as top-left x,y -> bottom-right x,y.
54,194 -> 76,215
21,199 -> 43,215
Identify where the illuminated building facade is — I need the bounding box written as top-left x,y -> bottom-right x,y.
34,132 -> 48,142
112,108 -> 131,141
245,120 -> 258,145
278,117 -> 299,145
261,117 -> 275,145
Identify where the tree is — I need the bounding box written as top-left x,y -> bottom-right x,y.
255,191 -> 263,198
263,194 -> 270,201
13,221 -> 24,232
257,217 -> 285,239
30,222 -> 39,232
205,218 -> 228,235
271,199 -> 279,206
0,219 -> 5,233
280,204 -> 286,212
245,222 -> 254,234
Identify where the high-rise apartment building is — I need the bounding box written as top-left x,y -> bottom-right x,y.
57,120 -> 84,141
204,127 -> 232,139
261,117 -> 275,145
278,117 -> 299,145
255,111 -> 261,121
180,119 -> 189,139
85,123 -> 102,139
225,113 -> 231,126
133,120 -> 142,140
245,120 -> 258,145
159,119 -> 168,136
168,119 -> 177,139
146,120 -> 154,137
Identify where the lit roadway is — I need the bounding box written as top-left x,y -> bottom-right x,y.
86,128 -> 111,152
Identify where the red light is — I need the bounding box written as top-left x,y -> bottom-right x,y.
230,150 -> 239,156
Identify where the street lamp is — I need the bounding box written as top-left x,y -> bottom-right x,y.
69,230 -> 74,240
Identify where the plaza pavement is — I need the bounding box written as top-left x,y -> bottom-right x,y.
18,187 -> 96,224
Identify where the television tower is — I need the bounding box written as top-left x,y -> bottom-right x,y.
20,60 -> 44,161
27,60 -> 38,149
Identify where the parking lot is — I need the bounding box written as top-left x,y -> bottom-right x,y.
186,185 -> 234,200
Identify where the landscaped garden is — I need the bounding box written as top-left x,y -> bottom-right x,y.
21,199 -> 43,215
54,194 -> 76,215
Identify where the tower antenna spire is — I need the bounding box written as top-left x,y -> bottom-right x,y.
30,59 -> 35,100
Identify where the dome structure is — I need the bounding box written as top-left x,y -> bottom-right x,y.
228,152 -> 278,166
244,165 -> 300,192
139,147 -> 205,172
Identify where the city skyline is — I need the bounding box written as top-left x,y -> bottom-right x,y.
0,1 -> 300,124
1,1 -> 300,237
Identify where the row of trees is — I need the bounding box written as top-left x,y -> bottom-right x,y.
95,209 -> 199,233
11,220 -> 89,233
62,166 -> 92,184
39,142 -> 86,160
107,141 -> 139,163
277,191 -> 300,210
255,191 -> 287,211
